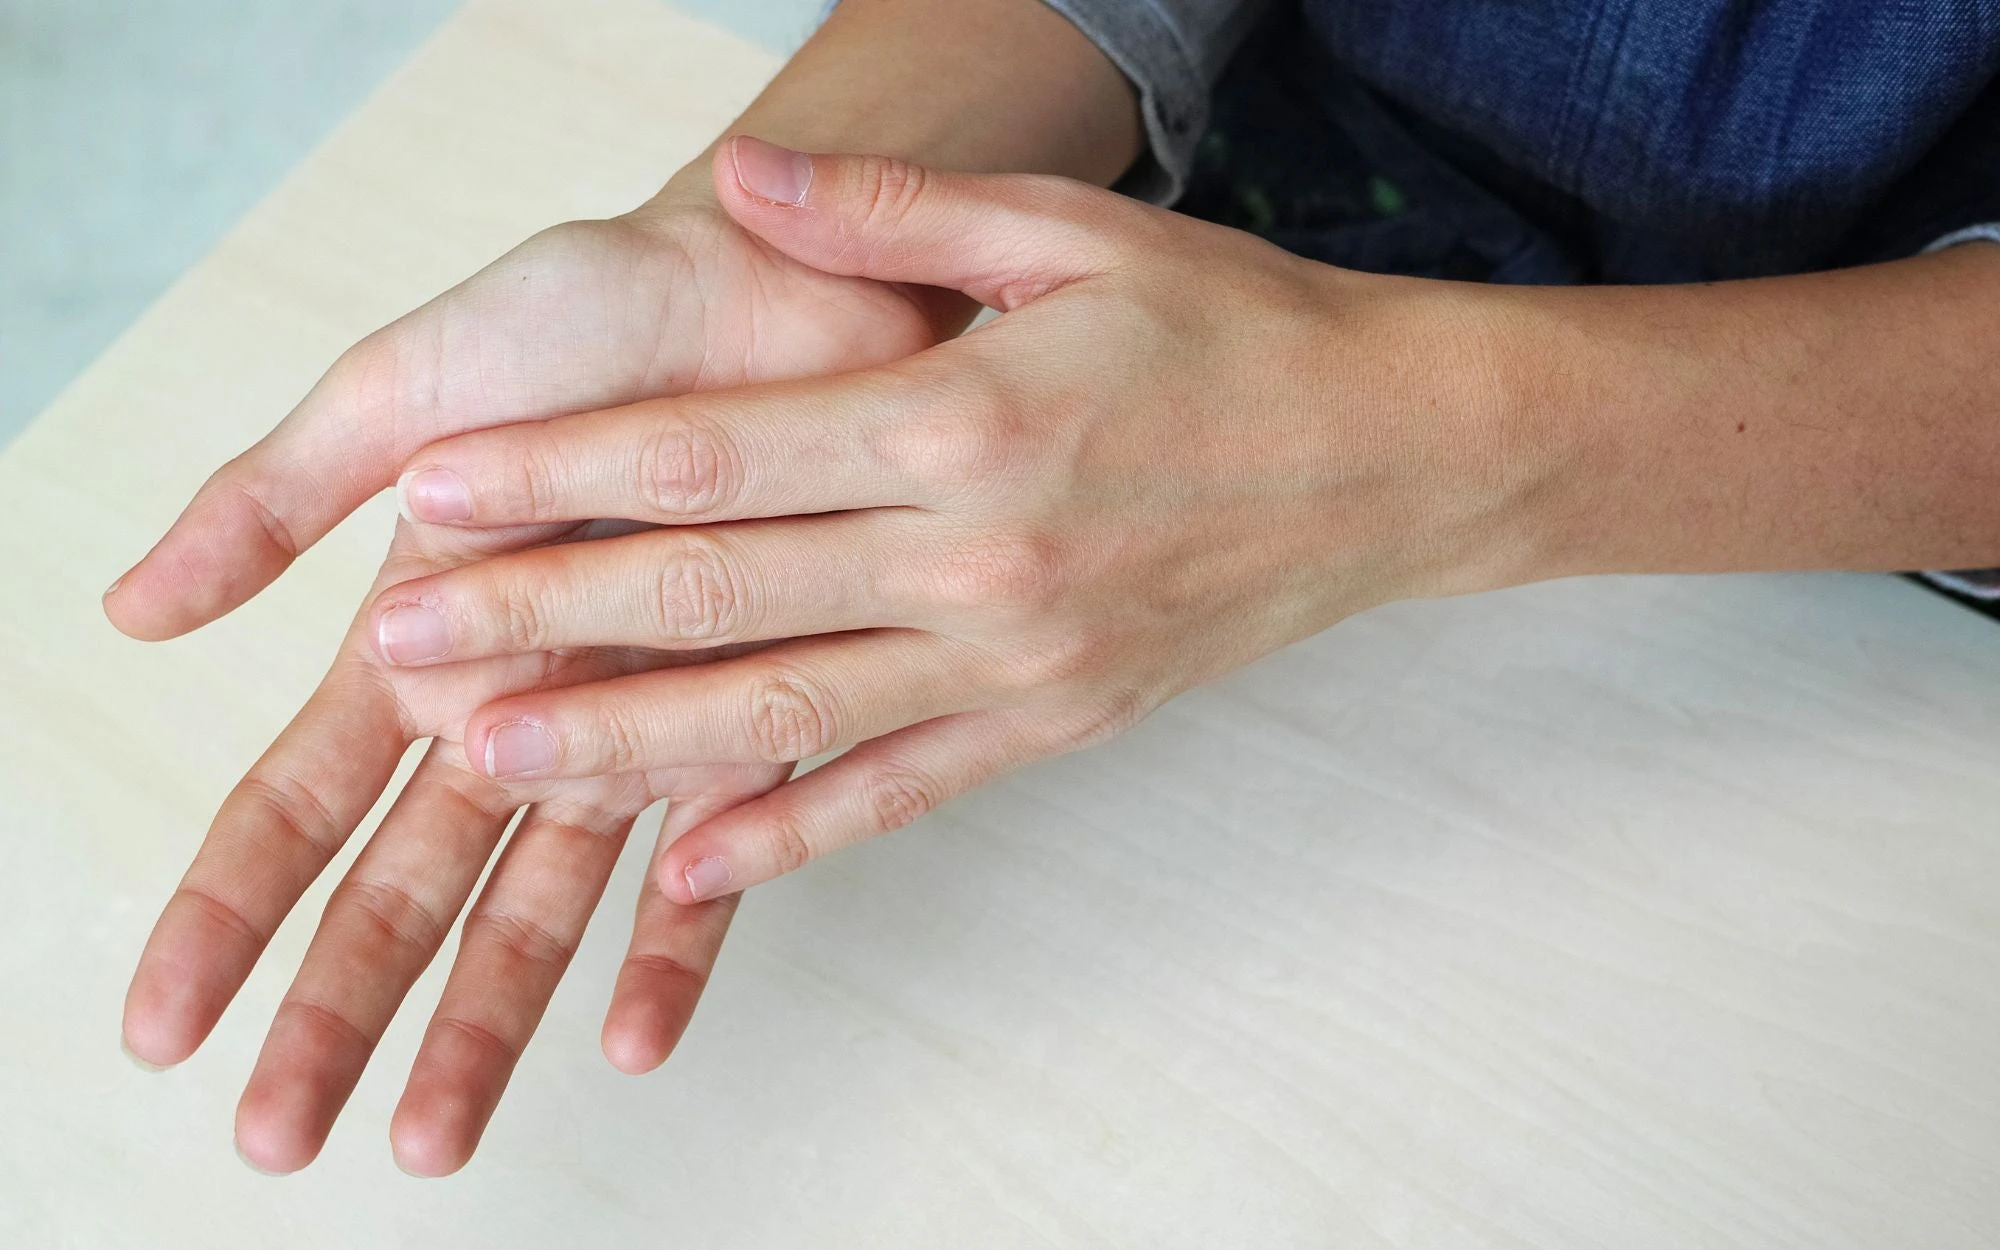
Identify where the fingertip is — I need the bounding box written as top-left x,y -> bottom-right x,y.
600,1020 -> 668,1076
656,855 -> 693,905
119,1035 -> 174,1074
232,1106 -> 316,1176
234,1136 -> 298,1177
103,492 -> 297,641
121,979 -> 205,1069
388,1110 -> 471,1179
100,552 -> 200,642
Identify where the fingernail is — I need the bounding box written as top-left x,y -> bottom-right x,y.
103,575 -> 124,598
121,1037 -> 170,1073
485,720 -> 556,778
683,856 -> 734,901
730,136 -> 812,206
397,468 -> 472,523
375,604 -> 452,664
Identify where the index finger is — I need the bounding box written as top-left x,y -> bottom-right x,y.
396,365 -> 966,530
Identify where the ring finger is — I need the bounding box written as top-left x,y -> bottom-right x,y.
463,628 -> 997,780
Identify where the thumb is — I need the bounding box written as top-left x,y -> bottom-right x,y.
712,137 -> 1121,311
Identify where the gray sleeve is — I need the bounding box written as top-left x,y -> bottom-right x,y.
1911,224 -> 2000,603
1035,0 -> 1269,204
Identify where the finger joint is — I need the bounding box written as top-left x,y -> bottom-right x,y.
745,671 -> 838,762
654,536 -> 742,641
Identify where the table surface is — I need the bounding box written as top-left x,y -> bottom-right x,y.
4,1 -> 1999,1246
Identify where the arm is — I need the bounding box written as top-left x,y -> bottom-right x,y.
1502,243 -> 2000,578
661,0 -> 1145,189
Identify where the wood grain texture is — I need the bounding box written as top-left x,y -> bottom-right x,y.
2,1 -> 1997,1246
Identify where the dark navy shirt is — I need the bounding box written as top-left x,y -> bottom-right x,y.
1047,0 -> 2000,280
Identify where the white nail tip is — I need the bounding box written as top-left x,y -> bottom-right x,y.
394,472 -> 418,524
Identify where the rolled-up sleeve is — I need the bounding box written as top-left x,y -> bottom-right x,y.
1035,0 -> 1266,203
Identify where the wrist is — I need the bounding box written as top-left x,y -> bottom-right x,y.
1345,274 -> 1594,599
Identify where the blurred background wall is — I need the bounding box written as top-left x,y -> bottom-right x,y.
0,0 -> 823,445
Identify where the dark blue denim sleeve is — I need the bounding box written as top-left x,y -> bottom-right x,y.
1837,73 -> 2000,266
1035,0 -> 1268,203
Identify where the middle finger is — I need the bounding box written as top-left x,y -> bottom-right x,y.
367,511 -> 930,665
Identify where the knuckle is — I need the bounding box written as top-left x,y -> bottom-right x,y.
934,529 -> 1068,613
653,534 -> 742,641
861,766 -> 941,834
1014,629 -> 1104,689
512,437 -> 568,520
235,770 -> 342,857
1064,687 -> 1151,749
331,877 -> 447,958
329,331 -> 401,412
280,996 -> 373,1052
433,1014 -> 521,1064
882,396 -> 1022,491
466,908 -> 574,972
765,810 -> 816,876
851,155 -> 929,238
493,575 -> 549,652
590,700 -> 650,774
639,417 -> 735,517
744,670 -> 838,762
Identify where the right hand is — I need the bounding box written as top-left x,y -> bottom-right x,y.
103,150 -> 961,641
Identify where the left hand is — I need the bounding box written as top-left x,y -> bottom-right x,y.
372,141 -> 1557,905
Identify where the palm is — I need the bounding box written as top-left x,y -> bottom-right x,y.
112,200 -> 946,1174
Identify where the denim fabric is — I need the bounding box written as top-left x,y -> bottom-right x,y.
1173,2 -> 2000,283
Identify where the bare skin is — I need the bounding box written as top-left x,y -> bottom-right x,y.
107,0 -> 1141,1176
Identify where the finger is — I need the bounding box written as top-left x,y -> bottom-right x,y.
233,748 -> 515,1174
100,348 -> 395,640
601,778 -> 781,1075
366,512 -> 931,666
388,799 -> 635,1178
398,381 -> 927,528
714,137 -> 1125,310
463,629 -> 990,779
122,665 -> 408,1067
660,707 -> 1054,903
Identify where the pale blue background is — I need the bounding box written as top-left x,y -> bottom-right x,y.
0,0 -> 825,446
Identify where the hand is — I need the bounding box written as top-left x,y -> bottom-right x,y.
122,516 -> 790,1176
372,141 -> 1551,905
109,159 -> 954,1173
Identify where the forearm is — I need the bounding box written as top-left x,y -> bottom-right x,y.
1503,243 -> 2000,579
650,0 -> 1142,207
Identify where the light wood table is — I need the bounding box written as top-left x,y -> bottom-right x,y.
5,1 -> 1999,1245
